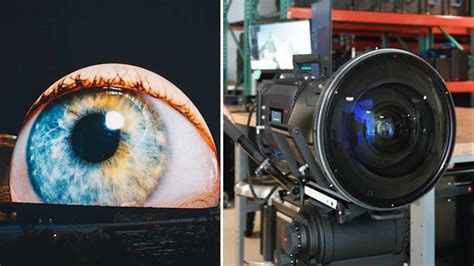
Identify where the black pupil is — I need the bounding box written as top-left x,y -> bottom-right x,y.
71,113 -> 120,163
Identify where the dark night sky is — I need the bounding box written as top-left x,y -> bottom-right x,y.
0,0 -> 220,149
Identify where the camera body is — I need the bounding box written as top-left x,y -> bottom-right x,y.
259,75 -> 323,148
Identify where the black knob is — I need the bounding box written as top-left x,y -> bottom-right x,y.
282,224 -> 302,255
274,249 -> 295,266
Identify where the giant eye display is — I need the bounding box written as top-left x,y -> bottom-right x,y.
10,64 -> 219,208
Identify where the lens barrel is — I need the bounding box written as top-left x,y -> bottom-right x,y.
314,49 -> 456,210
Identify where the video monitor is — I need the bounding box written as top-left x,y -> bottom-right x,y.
249,20 -> 312,70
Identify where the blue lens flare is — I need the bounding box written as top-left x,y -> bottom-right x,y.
346,98 -> 375,146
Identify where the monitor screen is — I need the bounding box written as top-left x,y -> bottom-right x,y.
250,20 -> 312,70
270,109 -> 283,123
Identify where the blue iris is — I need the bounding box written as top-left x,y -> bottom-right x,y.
26,89 -> 168,206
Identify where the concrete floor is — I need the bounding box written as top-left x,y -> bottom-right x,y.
223,207 -> 264,265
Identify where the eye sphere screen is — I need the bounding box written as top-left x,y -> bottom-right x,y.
9,64 -> 219,209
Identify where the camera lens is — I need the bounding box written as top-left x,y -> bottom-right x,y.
347,83 -> 434,179
315,49 -> 455,210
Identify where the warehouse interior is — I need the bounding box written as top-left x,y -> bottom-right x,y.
223,1 -> 474,265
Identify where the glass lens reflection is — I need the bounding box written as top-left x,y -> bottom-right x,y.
322,53 -> 452,207
344,83 -> 434,178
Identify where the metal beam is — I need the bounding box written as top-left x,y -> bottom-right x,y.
242,0 -> 254,96
410,190 -> 435,266
381,33 -> 389,48
289,8 -> 474,28
438,26 -> 464,51
223,0 -> 231,95
395,35 -> 411,52
279,0 -> 291,19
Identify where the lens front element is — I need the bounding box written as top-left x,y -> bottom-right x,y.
315,49 -> 455,210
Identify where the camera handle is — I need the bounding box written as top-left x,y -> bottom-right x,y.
292,53 -> 324,82
292,53 -> 321,70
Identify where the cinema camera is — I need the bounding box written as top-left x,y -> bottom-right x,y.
224,49 -> 456,265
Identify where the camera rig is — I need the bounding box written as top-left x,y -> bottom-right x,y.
224,48 -> 455,265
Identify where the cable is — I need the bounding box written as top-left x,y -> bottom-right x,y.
224,116 -> 294,204
243,99 -> 304,206
247,172 -> 280,205
248,101 -> 274,172
256,132 -> 271,156
255,83 -> 272,156
246,102 -> 269,160
245,103 -> 280,204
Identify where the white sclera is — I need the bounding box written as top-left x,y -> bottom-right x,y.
143,97 -> 218,207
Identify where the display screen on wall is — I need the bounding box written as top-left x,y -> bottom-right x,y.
250,20 -> 312,70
